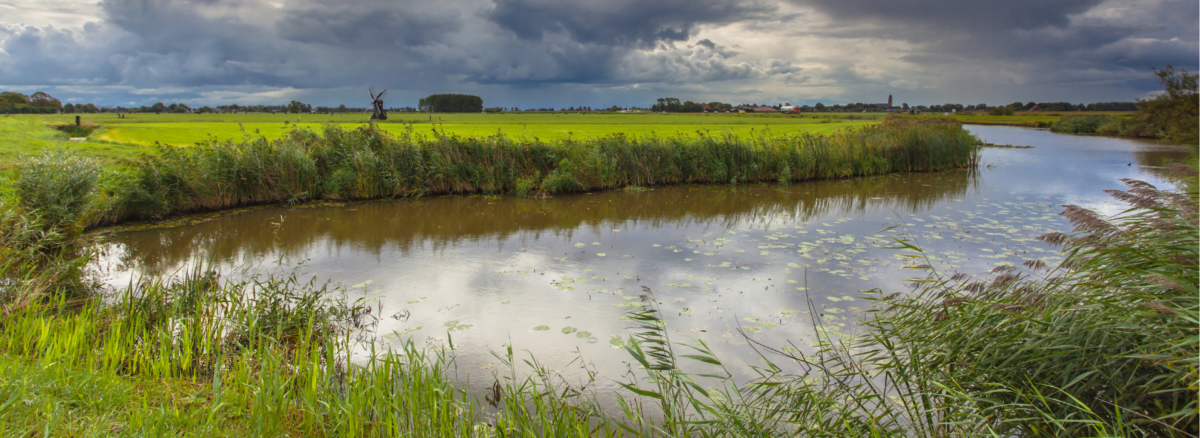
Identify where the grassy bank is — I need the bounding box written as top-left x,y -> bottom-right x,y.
28,116 -> 975,227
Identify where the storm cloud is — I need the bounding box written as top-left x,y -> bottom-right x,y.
0,0 -> 1194,107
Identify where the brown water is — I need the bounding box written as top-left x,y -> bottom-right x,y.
95,125 -> 1191,393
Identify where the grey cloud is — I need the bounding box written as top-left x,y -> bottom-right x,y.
486,0 -> 775,48
276,0 -> 462,47
0,0 -> 1193,108
790,0 -> 1103,32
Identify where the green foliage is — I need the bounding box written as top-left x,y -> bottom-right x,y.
1139,65 -> 1199,145
1049,114 -> 1152,137
418,94 -> 483,113
0,92 -> 29,106
987,105 -> 1014,116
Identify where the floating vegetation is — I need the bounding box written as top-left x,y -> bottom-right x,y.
980,142 -> 1035,148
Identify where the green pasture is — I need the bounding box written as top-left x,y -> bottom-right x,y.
20,112 -> 883,147
922,111 -> 1135,127
0,117 -> 156,170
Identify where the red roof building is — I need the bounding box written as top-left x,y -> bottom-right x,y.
753,106 -> 776,112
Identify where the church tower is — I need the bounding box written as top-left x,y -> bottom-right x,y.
888,95 -> 893,108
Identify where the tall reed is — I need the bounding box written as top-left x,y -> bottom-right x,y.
100,118 -> 977,225
0,268 -> 616,436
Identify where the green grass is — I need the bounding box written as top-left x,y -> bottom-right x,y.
17,112 -> 882,147
0,117 -> 157,170
913,111 -> 1137,128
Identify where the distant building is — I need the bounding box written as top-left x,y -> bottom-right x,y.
753,106 -> 776,112
872,94 -> 894,110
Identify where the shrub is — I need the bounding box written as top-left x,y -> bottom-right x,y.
1139,65 -> 1199,145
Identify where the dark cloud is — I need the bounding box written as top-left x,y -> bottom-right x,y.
792,0 -> 1103,31
486,0 -> 775,48
0,0 -> 1194,108
276,0 -> 462,47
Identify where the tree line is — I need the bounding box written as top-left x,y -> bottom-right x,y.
418,94 -> 483,113
651,98 -> 734,112
1,91 -> 72,114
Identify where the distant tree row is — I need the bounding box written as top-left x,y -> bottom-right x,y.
1,91 -> 66,114
651,98 -> 734,112
419,94 -> 483,113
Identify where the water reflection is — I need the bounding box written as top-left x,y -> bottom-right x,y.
103,169 -> 978,276
94,125 -> 1191,395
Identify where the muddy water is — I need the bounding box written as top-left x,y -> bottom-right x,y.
96,126 -> 1191,393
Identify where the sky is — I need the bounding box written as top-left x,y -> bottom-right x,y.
1,0 -> 1196,108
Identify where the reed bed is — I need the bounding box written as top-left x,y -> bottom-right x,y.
96,117 -> 977,226
0,270 -> 618,436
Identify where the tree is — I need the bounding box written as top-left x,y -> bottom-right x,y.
287,100 -> 308,114
151,102 -> 166,113
0,92 -> 29,106
814,103 -> 826,111
418,94 -> 483,113
1138,65 -> 1198,145
63,103 -> 76,113
30,91 -> 62,109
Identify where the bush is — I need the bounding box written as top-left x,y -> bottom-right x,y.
1139,65 -> 1199,145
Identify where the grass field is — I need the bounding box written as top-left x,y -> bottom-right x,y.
0,117 -> 157,170
19,112 -> 884,146
924,111 -> 1136,127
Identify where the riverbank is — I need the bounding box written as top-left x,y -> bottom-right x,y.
9,116 -> 977,229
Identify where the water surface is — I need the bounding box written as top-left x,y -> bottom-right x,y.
96,126 -> 1191,391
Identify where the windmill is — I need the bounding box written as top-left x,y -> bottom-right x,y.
364,87 -> 387,121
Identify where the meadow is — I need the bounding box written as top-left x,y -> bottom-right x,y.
917,110 -> 1136,128
27,112 -> 884,147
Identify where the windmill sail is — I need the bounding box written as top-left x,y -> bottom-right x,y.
366,87 -> 388,121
